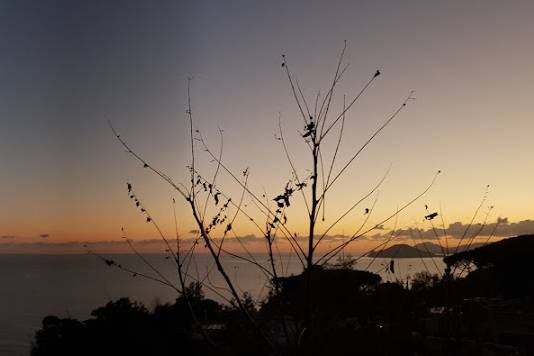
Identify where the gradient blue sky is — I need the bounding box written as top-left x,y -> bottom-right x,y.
1,0 -> 533,246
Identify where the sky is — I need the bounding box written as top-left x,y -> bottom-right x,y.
1,0 -> 533,252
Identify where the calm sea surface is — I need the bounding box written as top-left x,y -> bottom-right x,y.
0,254 -> 445,355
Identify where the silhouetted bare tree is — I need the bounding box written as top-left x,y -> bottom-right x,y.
107,42 -> 444,354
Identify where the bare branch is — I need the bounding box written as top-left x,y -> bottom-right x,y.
126,185 -> 178,263
452,184 -> 490,255
201,127 -> 224,223
318,170 -> 441,265
363,206 -> 400,271
87,249 -> 180,292
319,70 -> 381,142
313,165 -> 391,250
322,91 -> 414,196
109,121 -> 187,200
281,54 -> 309,125
317,40 -> 348,133
278,115 -> 311,215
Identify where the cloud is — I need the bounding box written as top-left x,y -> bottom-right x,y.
225,234 -> 257,243
0,235 -> 17,239
497,217 -> 508,224
39,234 -> 50,239
369,218 -> 534,240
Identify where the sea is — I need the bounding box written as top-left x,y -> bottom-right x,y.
0,253 -> 445,355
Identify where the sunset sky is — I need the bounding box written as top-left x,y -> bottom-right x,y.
1,1 -> 533,252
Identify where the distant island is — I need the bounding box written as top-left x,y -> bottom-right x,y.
367,243 -> 438,258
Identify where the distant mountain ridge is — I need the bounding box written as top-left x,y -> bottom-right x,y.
369,241 -> 489,258
415,241 -> 487,255
367,244 -> 437,258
